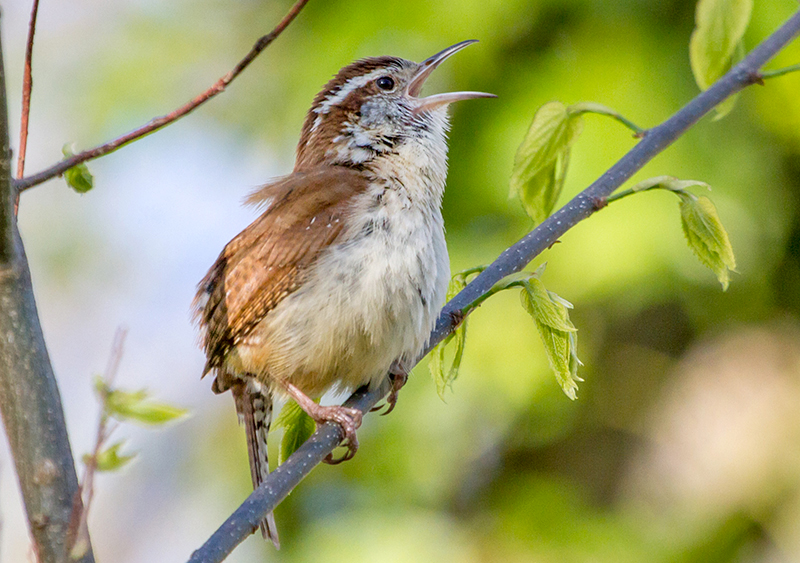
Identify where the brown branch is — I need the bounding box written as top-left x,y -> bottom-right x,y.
14,0 -> 311,192
16,0 -> 40,180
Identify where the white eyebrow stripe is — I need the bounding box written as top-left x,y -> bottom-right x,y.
311,68 -> 393,132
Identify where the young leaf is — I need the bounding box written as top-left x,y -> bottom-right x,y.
520,281 -> 582,399
106,388 -> 188,425
431,321 -> 468,400
93,375 -> 109,398
61,144 -> 94,193
678,193 -> 737,289
521,278 -> 576,334
275,401 -> 316,465
449,322 -> 468,386
710,40 -> 746,120
85,441 -> 136,472
568,331 -> 584,390
537,321 -> 574,396
430,272 -> 471,399
510,102 -> 583,224
689,0 -> 752,118
429,332 -> 453,399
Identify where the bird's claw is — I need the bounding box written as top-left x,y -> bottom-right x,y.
380,368 -> 408,416
324,440 -> 357,464
314,405 -> 362,465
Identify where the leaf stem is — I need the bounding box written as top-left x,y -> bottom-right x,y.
455,265 -> 489,279
607,176 -> 707,204
598,112 -> 645,135
606,184 -> 680,204
760,62 -> 800,79
570,102 -> 646,135
605,187 -> 637,204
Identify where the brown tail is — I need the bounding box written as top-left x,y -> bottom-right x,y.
231,381 -> 280,549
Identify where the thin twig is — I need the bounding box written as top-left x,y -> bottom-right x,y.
66,328 -> 128,560
186,8 -> 800,563
14,0 -> 311,192
17,0 -> 40,180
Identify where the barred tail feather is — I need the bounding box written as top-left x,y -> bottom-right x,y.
232,381 -> 280,549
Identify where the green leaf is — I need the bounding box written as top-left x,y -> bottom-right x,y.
93,375 -> 109,398
434,320 -> 468,399
521,278 -> 576,333
520,281 -> 582,399
711,40 -> 746,120
106,388 -> 188,425
537,322 -> 571,384
690,0 -> 751,89
430,272 -> 471,399
510,101 -> 583,224
84,441 -> 136,472
61,144 -> 94,193
450,322 -> 467,380
446,268 -> 471,301
689,0 -> 752,118
429,333 -> 452,399
568,331 -> 584,391
678,194 -> 737,290
275,401 -> 316,465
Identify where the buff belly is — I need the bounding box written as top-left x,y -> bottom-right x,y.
233,189 -> 449,399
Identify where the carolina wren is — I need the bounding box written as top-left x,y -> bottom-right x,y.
193,40 -> 494,547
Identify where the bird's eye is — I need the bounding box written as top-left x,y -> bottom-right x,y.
376,76 -> 395,91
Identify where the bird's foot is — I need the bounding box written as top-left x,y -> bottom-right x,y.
281,382 -> 362,464
312,404 -> 362,464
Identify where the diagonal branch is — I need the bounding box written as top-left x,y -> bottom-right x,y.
16,0 -> 39,180
186,8 -> 800,563
14,0 -> 311,192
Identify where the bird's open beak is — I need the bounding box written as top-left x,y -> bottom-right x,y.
407,40 -> 497,112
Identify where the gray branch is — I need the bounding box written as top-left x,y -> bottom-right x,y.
187,8 -> 800,563
0,17 -> 95,563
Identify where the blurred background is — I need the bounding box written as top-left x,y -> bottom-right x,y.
2,0 -> 800,561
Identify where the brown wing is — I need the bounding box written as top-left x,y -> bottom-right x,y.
194,166 -> 371,374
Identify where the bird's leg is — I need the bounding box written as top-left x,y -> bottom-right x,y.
280,382 -> 363,464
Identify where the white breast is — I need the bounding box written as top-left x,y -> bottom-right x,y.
239,108 -> 452,397
245,187 -> 447,396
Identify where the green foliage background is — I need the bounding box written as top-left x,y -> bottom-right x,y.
6,0 -> 800,561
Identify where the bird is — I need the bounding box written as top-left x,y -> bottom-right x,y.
193,40 -> 494,548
